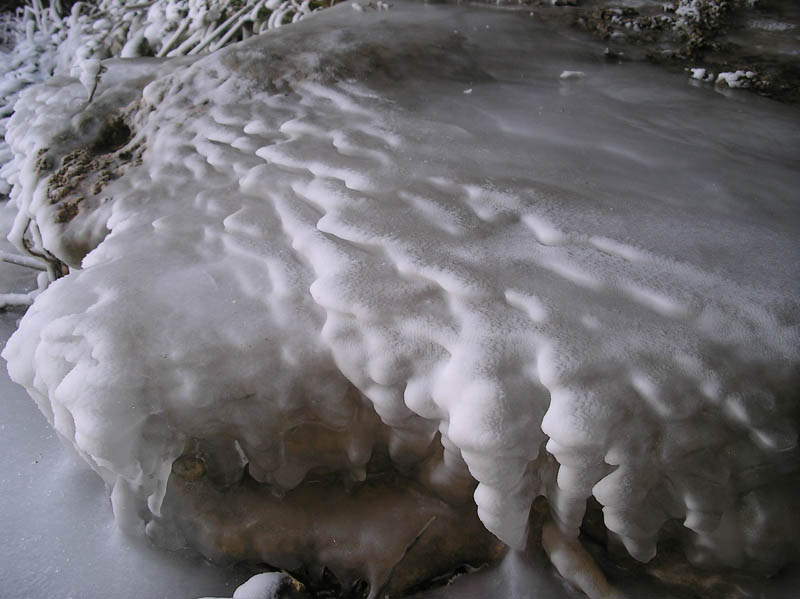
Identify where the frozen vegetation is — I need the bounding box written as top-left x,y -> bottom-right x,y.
1,1 -> 799,598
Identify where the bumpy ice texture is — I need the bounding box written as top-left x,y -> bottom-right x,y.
3,0 -> 799,585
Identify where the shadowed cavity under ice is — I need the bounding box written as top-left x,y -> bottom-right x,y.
2,1 -> 799,597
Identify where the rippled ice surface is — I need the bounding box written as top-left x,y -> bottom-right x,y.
1,1 -> 799,598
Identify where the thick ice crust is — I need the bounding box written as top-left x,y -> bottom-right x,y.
3,0 -> 799,578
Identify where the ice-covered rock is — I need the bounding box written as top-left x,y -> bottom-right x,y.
2,0 -> 799,596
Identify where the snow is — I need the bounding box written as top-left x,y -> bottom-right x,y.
200,572 -> 304,599
1,0 -> 799,598
715,69 -> 757,88
76,58 -> 102,90
689,67 -> 707,80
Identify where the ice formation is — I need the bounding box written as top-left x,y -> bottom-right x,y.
0,0 -> 328,199
2,0 -> 799,596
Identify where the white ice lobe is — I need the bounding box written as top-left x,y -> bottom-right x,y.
3,0 -> 799,585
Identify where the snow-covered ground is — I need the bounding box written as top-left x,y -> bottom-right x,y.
1,1 -> 799,598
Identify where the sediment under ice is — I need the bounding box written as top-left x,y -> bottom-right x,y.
2,1 -> 799,595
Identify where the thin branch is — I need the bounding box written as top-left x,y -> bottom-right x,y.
209,9 -> 255,53
167,27 -> 203,57
156,18 -> 189,58
188,2 -> 254,55
0,291 -> 38,309
0,250 -> 47,270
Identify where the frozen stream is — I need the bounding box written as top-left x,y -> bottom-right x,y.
1,1 -> 799,598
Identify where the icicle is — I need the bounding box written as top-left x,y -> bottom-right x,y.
188,3 -> 254,56
156,17 -> 189,57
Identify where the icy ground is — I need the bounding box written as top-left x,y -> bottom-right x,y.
1,0 -> 800,598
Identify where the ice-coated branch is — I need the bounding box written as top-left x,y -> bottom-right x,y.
0,251 -> 47,271
0,270 -> 50,309
187,2 -> 257,56
167,27 -> 205,57
155,17 -> 189,57
7,212 -> 67,286
208,1 -> 273,53
0,292 -> 38,308
0,213 -> 65,305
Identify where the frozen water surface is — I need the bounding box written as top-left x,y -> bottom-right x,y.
1,1 -> 799,598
